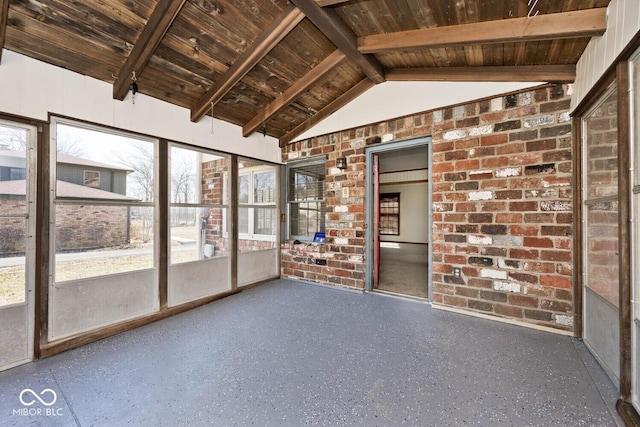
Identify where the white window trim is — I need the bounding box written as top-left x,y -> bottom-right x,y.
223,165 -> 277,242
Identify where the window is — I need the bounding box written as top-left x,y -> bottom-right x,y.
52,119 -> 157,282
237,167 -> 277,240
83,170 -> 100,187
288,160 -> 325,240
380,193 -> 400,235
169,145 -> 230,264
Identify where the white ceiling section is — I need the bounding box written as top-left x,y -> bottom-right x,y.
293,81 -> 544,143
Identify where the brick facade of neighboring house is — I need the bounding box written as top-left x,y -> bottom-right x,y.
0,197 -> 130,254
55,205 -> 130,251
281,83 -> 574,331
0,197 -> 28,254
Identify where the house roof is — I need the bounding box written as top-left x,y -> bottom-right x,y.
56,153 -> 133,172
0,1 -> 611,145
0,179 -> 138,201
0,150 -> 133,172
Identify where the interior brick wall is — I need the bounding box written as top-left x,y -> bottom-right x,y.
281,83 -> 574,331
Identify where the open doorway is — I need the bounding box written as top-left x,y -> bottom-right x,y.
365,138 -> 431,299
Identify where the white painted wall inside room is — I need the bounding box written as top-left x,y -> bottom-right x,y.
379,182 -> 429,244
293,81 -> 543,142
0,50 -> 280,163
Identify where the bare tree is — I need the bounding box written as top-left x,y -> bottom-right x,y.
114,143 -> 155,243
115,143 -> 154,202
0,126 -> 27,150
0,124 -> 84,156
171,156 -> 194,204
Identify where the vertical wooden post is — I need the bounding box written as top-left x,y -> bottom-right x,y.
617,60 -> 632,403
571,115 -> 583,339
230,155 -> 238,290
34,121 -> 50,358
158,140 -> 169,309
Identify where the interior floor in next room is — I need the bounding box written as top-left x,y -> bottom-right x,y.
378,242 -> 429,299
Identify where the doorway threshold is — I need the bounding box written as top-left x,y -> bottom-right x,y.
369,289 -> 430,304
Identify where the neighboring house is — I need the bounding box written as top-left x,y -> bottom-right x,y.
0,150 -> 131,194
0,150 -> 135,253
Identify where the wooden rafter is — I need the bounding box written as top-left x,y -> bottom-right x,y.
315,0 -> 350,6
290,0 -> 385,84
279,77 -> 375,146
191,4 -> 304,122
113,0 -> 187,100
359,8 -> 607,54
0,0 -> 9,63
243,50 -> 347,137
386,65 -> 576,82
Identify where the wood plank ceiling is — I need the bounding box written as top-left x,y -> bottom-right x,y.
0,0 -> 610,145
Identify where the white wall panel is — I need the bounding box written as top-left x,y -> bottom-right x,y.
45,64 -> 66,119
0,50 -> 280,162
571,0 -> 640,111
238,249 -> 279,286
50,269 -> 157,340
21,56 -> 46,120
62,69 -> 89,120
0,53 -> 22,115
168,257 -> 231,307
0,305 -> 28,369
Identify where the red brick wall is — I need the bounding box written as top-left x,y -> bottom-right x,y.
281,83 -> 574,331
202,158 -> 229,255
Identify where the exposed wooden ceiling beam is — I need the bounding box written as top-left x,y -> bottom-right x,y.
243,50 -> 347,137
386,65 -> 576,82
290,0 -> 385,84
359,8 -> 608,54
191,4 -> 304,122
279,77 -> 375,146
113,0 -> 187,100
315,0 -> 350,6
0,0 -> 9,64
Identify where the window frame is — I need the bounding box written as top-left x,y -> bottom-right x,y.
168,143 -> 230,264
83,170 -> 100,188
379,192 -> 400,236
286,157 -> 326,242
49,117 -> 159,282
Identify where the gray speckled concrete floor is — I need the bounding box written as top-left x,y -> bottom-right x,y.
0,279 -> 622,426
